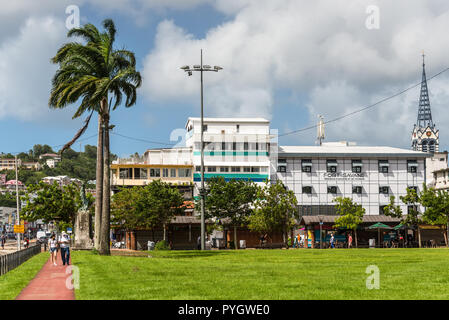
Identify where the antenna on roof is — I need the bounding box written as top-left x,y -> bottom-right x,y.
316,115 -> 325,146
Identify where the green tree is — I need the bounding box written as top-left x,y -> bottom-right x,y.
248,180 -> 298,246
49,19 -> 142,255
420,185 -> 449,247
333,197 -> 365,248
21,182 -> 84,231
384,187 -> 423,247
202,177 -> 258,249
111,181 -> 184,242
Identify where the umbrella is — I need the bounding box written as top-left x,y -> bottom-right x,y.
366,223 -> 392,247
393,223 -> 404,230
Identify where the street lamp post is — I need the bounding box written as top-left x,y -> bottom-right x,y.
15,155 -> 21,251
181,49 -> 223,250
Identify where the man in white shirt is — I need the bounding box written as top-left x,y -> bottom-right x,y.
59,232 -> 71,265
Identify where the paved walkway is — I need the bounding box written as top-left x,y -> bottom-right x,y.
16,256 -> 75,300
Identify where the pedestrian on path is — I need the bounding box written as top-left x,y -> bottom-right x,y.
59,232 -> 71,265
348,233 -> 353,249
1,233 -> 5,249
330,234 -> 335,249
48,234 -> 58,266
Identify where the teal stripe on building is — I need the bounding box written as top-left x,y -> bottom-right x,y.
193,151 -> 269,156
193,173 -> 268,182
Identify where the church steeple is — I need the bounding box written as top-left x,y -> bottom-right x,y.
416,53 -> 434,128
411,52 -> 439,153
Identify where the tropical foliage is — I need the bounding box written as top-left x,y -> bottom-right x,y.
333,197 -> 365,248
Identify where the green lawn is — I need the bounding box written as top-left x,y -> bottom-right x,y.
0,252 -> 48,300
73,248 -> 449,300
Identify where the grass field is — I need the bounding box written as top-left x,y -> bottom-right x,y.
72,248 -> 449,300
0,252 -> 48,300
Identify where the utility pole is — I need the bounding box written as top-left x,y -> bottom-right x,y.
15,155 -> 21,251
181,50 -> 223,250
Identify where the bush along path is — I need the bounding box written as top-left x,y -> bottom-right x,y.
15,255 -> 75,300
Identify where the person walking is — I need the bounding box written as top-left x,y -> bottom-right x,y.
59,232 -> 71,265
197,235 -> 201,250
1,233 -> 5,250
330,234 -> 335,249
48,234 -> 58,266
348,233 -> 353,249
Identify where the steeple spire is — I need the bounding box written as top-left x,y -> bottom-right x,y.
416,51 -> 433,128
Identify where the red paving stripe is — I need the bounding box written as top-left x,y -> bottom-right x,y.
16,256 -> 75,300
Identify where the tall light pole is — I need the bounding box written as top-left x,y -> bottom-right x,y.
15,155 -> 21,250
181,49 -> 223,250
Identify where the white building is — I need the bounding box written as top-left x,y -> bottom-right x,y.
433,168 -> 449,191
272,141 -> 429,216
426,151 -> 448,185
185,118 -> 273,190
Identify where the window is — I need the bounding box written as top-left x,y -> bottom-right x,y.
378,160 -> 389,173
251,167 -> 260,173
232,142 -> 237,151
327,186 -> 337,194
261,167 -> 268,173
119,168 -> 132,179
231,167 -> 241,172
302,159 -> 312,172
379,205 -> 388,215
195,166 -> 201,172
236,124 -> 240,132
220,167 -> 229,173
407,160 -> 418,173
408,186 -> 418,193
202,125 -> 208,132
170,168 -> 177,177
243,142 -> 249,151
277,159 -> 287,172
243,167 -> 251,172
302,186 -> 312,194
379,186 -> 389,194
207,167 -> 216,172
150,168 -> 160,177
163,168 -> 169,177
352,160 -> 362,173
178,168 -> 191,178
327,160 -> 337,173
352,186 -> 363,194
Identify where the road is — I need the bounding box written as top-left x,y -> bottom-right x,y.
0,238 -> 38,255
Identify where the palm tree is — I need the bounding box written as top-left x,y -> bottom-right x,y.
49,19 -> 142,255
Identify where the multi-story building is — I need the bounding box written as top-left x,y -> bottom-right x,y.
111,147 -> 194,199
426,151 -> 448,185
39,153 -> 61,168
42,176 -> 82,187
433,168 -> 449,191
272,141 -> 429,217
185,117 -> 272,191
0,158 -> 21,171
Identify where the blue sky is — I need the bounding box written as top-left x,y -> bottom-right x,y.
0,0 -> 448,158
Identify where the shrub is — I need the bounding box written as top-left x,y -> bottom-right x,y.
154,240 -> 170,251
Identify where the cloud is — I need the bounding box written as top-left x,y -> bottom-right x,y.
0,16 -> 73,122
142,0 -> 449,148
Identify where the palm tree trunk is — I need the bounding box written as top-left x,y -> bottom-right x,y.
94,113 -> 104,250
100,98 -> 111,255
233,225 -> 238,250
355,229 -> 358,248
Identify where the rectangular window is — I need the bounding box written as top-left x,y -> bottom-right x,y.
222,142 -> 226,151
243,167 -> 251,172
231,167 -> 241,172
277,166 -> 286,173
202,125 -> 208,132
178,168 -> 192,178
277,159 -> 287,172
163,168 -> 169,177
150,168 -> 160,177
407,160 -> 418,173
170,168 -> 177,177
261,167 -> 268,173
207,167 -> 216,172
378,160 -> 389,173
119,168 -> 132,179
220,167 -> 229,173
327,159 -> 338,173
352,186 -> 363,194
302,159 -> 312,172
236,124 -> 239,132
302,186 -> 312,194
244,142 -> 249,151
251,167 -> 260,173
327,186 -> 337,194
379,186 -> 389,194
232,142 -> 237,151
195,166 -> 201,172
352,160 -> 362,173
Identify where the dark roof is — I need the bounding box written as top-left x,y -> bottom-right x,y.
299,215 -> 402,225
170,215 -> 212,224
